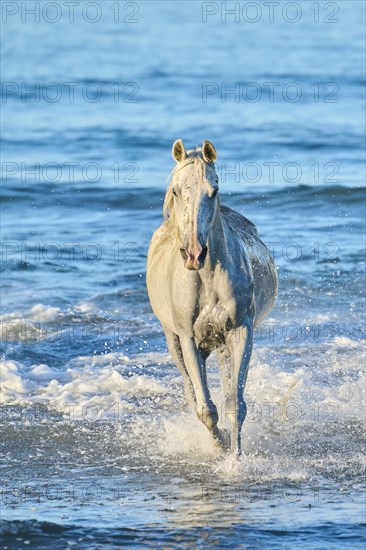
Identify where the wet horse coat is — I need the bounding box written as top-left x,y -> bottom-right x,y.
147,140 -> 278,454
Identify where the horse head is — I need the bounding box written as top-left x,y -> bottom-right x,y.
164,139 -> 219,270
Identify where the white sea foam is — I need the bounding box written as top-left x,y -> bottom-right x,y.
1,298 -> 364,488
1,337 -> 364,464
1,304 -> 64,342
1,304 -> 62,322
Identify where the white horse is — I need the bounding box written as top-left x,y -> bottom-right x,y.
147,139 -> 278,455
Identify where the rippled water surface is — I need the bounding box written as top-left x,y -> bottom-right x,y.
1,1 -> 365,548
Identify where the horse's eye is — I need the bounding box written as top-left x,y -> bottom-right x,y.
172,189 -> 177,197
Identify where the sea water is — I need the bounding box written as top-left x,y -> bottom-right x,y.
1,2 -> 365,548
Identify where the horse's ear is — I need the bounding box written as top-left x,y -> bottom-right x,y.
172,139 -> 187,163
202,140 -> 217,163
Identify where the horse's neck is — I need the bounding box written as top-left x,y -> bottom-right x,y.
207,205 -> 227,265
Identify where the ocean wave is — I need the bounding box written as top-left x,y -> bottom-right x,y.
1,337 -> 364,495
0,520 -> 68,537
1,183 -> 363,210
1,336 -> 364,428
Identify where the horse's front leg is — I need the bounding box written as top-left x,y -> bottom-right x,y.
226,319 -> 253,456
163,327 -> 196,410
179,336 -> 224,449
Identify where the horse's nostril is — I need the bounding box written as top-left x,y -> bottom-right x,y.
198,246 -> 208,263
180,248 -> 188,261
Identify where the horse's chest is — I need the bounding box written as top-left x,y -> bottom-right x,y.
193,300 -> 233,351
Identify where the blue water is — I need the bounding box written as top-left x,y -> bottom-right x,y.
1,1 -> 365,548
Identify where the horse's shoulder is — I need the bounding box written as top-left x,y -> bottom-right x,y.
220,204 -> 258,237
